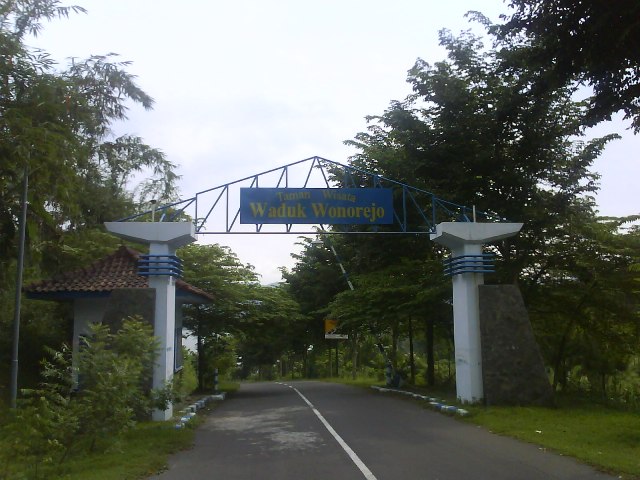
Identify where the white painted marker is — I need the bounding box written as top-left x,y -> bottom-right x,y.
283,383 -> 378,480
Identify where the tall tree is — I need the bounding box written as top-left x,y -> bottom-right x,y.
235,283 -> 303,379
343,25 -> 638,392
0,0 -> 181,397
179,243 -> 257,390
347,27 -> 616,283
0,1 -> 180,286
493,1 -> 640,131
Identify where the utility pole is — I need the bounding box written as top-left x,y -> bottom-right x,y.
10,165 -> 28,408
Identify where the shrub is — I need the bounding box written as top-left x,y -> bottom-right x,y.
0,316 -> 160,478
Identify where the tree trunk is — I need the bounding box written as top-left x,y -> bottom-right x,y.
351,331 -> 358,380
408,317 -> 415,384
426,317 -> 435,386
552,319 -> 575,391
391,321 -> 399,368
196,308 -> 205,391
553,285 -> 596,390
303,348 -> 308,378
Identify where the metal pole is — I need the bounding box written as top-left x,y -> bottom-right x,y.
150,199 -> 157,222
10,165 -> 28,409
328,243 -> 354,291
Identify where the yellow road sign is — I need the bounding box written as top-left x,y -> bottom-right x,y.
324,319 -> 338,334
324,319 -> 348,339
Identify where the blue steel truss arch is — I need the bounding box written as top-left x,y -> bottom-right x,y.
117,156 -> 506,234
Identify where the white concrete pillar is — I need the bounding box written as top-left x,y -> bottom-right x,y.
104,222 -> 196,421
146,242 -> 178,421
431,222 -> 523,404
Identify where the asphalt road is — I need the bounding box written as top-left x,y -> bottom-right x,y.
150,381 -> 616,480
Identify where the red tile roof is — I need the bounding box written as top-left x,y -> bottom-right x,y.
24,245 -> 213,302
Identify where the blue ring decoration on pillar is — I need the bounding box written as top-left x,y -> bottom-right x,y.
443,254 -> 495,276
138,254 -> 183,278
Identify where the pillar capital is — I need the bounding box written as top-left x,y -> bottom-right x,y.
104,222 -> 196,250
430,222 -> 523,251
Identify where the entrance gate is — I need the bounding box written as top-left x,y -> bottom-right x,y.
106,156 -> 522,419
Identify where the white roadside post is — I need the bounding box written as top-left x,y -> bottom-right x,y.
430,222 -> 523,404
104,221 -> 197,421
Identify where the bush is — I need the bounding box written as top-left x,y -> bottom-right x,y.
172,348 -> 198,403
76,319 -> 159,451
0,316 -> 160,479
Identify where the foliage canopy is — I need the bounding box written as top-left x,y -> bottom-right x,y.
495,0 -> 640,131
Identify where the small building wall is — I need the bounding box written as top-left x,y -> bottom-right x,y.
71,289 -> 186,387
101,288 -> 156,330
72,297 -> 109,386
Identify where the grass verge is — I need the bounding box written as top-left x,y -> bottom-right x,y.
2,384 -> 240,480
328,377 -> 640,479
57,421 -> 195,480
463,401 -> 640,479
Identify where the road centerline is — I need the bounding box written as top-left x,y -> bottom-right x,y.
279,382 -> 378,480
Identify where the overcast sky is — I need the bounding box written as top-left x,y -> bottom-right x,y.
32,0 -> 640,283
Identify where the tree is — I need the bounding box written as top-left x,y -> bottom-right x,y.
283,235 -> 382,379
0,0 -> 180,400
283,232 -> 451,383
282,237 -> 350,354
235,284 -> 303,379
493,1 -> 640,131
0,1 -> 180,285
525,216 -> 640,393
0,317 -> 159,477
179,243 -> 258,390
343,25 -> 639,394
347,27 -> 616,284
326,251 -> 451,383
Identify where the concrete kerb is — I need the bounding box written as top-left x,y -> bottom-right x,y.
174,392 -> 227,429
370,386 -> 469,417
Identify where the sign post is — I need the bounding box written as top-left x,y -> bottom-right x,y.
324,319 -> 348,340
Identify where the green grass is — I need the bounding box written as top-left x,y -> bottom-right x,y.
2,384 -> 240,480
0,421 -> 195,480
463,402 -> 640,479
57,422 -> 195,480
322,376 -> 385,388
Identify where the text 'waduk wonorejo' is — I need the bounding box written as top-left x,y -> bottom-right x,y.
239,188 -> 394,225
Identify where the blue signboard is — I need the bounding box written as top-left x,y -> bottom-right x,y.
240,188 -> 394,224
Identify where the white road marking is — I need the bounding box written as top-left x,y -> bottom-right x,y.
281,383 -> 378,480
